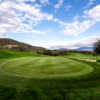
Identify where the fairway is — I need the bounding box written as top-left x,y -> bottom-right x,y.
2,57 -> 94,78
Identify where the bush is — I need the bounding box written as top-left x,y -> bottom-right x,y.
42,50 -> 67,56
93,40 -> 100,55
97,59 -> 100,62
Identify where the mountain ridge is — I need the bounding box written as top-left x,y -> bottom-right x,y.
0,38 -> 46,53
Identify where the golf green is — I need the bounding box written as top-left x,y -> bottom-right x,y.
2,57 -> 94,78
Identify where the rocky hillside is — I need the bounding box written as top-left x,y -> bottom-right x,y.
0,38 -> 46,53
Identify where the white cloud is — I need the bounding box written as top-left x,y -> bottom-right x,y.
0,0 -> 2,3
54,0 -> 63,9
0,0 -> 62,36
74,16 -> 79,20
16,0 -> 36,3
63,5 -> 100,35
85,5 -> 100,21
14,26 -> 47,34
40,0 -> 49,5
85,0 -> 95,8
29,30 -> 46,34
30,0 -> 36,2
73,35 -> 100,48
1,0 -> 99,40
50,35 -> 100,49
63,20 -> 95,35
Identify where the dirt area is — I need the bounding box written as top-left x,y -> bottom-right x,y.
79,59 -> 96,62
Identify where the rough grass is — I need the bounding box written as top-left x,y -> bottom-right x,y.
0,49 -> 44,58
67,52 -> 98,60
0,49 -> 100,100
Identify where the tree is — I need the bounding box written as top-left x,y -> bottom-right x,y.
93,40 -> 100,55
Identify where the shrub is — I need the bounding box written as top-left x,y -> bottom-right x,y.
93,40 -> 100,55
42,50 -> 67,56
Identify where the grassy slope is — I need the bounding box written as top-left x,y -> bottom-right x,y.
0,49 -> 100,100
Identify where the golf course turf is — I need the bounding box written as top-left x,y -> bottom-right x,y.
2,57 -> 93,78
0,49 -> 100,100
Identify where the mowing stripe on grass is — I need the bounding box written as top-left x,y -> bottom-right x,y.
1,57 -> 94,79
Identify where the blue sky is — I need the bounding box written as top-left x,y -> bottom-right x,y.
0,0 -> 100,49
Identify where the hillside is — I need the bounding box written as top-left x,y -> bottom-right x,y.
0,38 -> 68,56
0,38 -> 46,53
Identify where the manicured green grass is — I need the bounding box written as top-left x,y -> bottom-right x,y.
2,57 -> 93,78
0,49 -> 100,100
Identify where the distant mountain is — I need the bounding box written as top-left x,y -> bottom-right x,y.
51,46 -> 93,51
50,46 -> 68,50
76,46 -> 93,51
0,38 -> 46,53
0,38 -> 93,54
